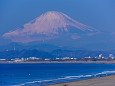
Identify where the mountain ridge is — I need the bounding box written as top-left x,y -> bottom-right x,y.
3,11 -> 98,43
0,49 -> 115,59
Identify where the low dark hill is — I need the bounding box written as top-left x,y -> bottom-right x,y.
0,49 -> 115,59
0,49 -> 54,59
51,49 -> 115,58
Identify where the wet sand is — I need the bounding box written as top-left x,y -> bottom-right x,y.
44,75 -> 115,86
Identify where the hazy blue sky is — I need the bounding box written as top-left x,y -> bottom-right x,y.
0,0 -> 115,46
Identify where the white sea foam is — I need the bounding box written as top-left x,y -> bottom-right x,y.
12,70 -> 115,86
94,71 -> 115,76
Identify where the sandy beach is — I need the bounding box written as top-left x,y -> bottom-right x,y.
44,75 -> 115,86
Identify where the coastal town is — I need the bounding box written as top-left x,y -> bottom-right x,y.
1,54 -> 115,64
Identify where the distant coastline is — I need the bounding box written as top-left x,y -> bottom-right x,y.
1,61 -> 115,64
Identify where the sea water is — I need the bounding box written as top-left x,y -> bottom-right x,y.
1,63 -> 115,86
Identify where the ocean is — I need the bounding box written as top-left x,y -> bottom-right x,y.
1,63 -> 115,86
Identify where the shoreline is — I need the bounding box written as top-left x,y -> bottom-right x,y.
1,62 -> 115,86
1,61 -> 115,64
43,74 -> 115,86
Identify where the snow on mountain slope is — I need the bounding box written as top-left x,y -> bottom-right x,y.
3,11 -> 98,43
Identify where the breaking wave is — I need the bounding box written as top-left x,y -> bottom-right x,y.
12,70 -> 115,86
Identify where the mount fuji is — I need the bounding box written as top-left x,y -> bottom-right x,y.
3,11 -> 99,43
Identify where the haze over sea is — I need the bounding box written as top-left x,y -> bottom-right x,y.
1,63 -> 115,86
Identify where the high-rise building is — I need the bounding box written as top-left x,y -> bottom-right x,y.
99,54 -> 102,59
109,54 -> 114,59
109,54 -> 113,58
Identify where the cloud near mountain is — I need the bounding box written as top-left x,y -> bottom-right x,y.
3,11 -> 98,43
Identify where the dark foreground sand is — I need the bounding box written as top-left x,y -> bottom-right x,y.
44,75 -> 115,86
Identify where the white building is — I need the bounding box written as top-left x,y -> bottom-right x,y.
62,57 -> 70,60
44,59 -> 50,61
84,56 -> 91,59
56,57 -> 60,60
28,57 -> 39,60
14,58 -> 21,62
99,54 -> 102,59
0,59 -> 6,61
109,54 -> 114,58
